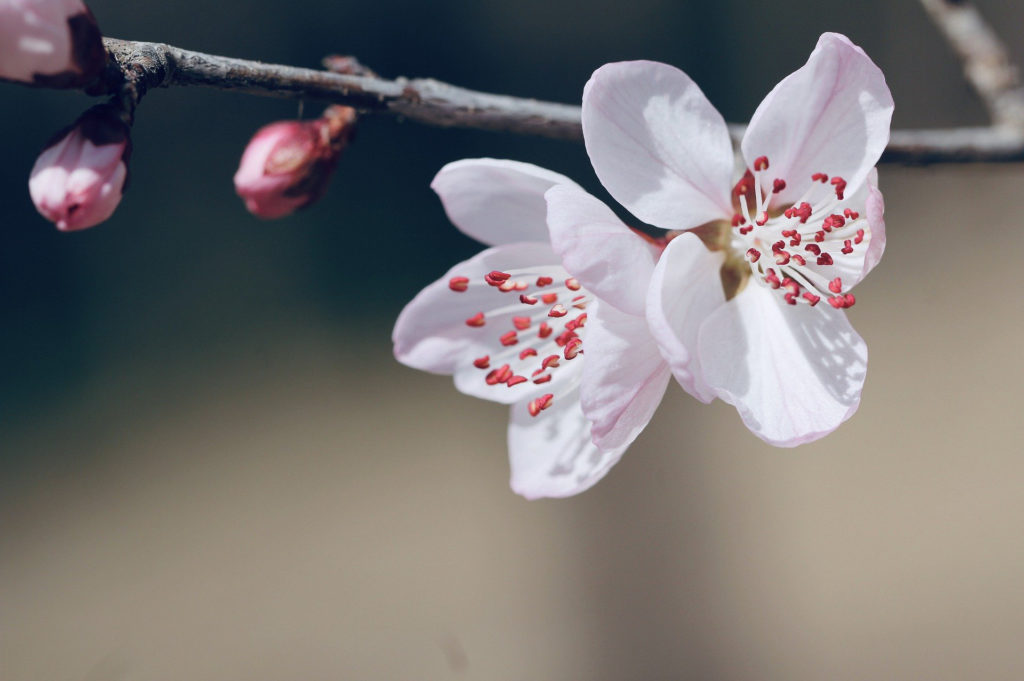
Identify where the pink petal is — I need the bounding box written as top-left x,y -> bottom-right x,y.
579,300 -> 671,450
645,233 -> 726,403
507,387 -> 628,499
582,60 -> 734,231
431,159 -> 580,247
696,283 -> 868,447
742,33 -> 894,206
544,184 -> 660,317
863,168 -> 886,279
392,241 -> 577,405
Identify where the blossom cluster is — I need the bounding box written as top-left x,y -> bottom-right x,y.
394,33 -> 893,498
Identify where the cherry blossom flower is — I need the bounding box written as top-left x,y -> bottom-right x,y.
393,159 -> 671,498
28,102 -> 131,231
0,0 -> 105,87
561,32 -> 893,446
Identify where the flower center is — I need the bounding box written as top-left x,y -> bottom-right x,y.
720,155 -> 865,309
449,267 -> 591,417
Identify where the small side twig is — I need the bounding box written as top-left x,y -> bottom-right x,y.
918,0 -> 1024,129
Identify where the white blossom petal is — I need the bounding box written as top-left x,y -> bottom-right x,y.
645,233 -> 726,403
579,300 -> 671,450
582,60 -> 734,230
431,159 -> 580,247
508,387 -> 628,499
697,283 -> 867,446
742,33 -> 894,205
545,184 -> 660,317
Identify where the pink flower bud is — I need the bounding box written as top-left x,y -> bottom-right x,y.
233,105 -> 357,219
28,103 -> 131,231
0,0 -> 105,87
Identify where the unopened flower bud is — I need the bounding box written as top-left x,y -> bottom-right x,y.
233,105 -> 357,219
0,0 -> 106,87
28,103 -> 131,231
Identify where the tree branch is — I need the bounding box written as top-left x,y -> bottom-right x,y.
917,0 -> 1024,129
54,36 -> 1012,163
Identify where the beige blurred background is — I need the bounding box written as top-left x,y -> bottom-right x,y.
3,169 -> 1024,680
4,0 -> 1024,679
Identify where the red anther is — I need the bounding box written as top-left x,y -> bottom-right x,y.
565,277 -> 581,291
805,243 -> 821,255
541,293 -> 558,304
485,270 -> 511,286
548,304 -> 568,317
465,312 -> 485,327
828,277 -> 843,293
765,269 -> 781,289
500,330 -> 518,346
782,277 -> 800,293
498,279 -> 517,292
854,229 -> 865,245
814,231 -> 826,242
538,322 -> 553,339
573,312 -> 588,328
772,240 -> 786,252
746,248 -> 761,262
732,169 -> 755,197
791,254 -> 806,266
824,214 -> 846,230
527,393 -> 554,417
784,292 -> 797,305
756,211 -> 768,226
732,214 -> 747,227
448,276 -> 469,292
753,156 -> 770,171
564,319 -> 578,332
827,296 -> 844,309
803,292 -> 821,306
739,225 -> 753,235
784,208 -> 794,218
775,251 -> 791,266
486,364 -> 512,385
789,233 -> 802,247
473,355 -> 490,369
781,229 -> 797,238
817,253 -> 834,266
519,348 -> 538,360
841,239 -> 854,255
831,176 -> 847,200
532,374 -> 552,384
572,295 -> 587,309
513,316 -> 531,330
536,276 -> 553,287
772,178 -> 787,194
532,368 -> 545,377
843,208 -> 857,219
506,375 -> 528,387
519,294 -> 538,305
843,293 -> 856,307
555,329 -> 577,347
795,202 -> 813,223
811,172 -> 829,183
563,337 -> 583,360
541,354 -> 560,369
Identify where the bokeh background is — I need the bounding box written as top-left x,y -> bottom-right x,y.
3,1 -> 1024,679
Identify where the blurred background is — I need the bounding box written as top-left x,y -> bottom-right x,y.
3,1 -> 1024,679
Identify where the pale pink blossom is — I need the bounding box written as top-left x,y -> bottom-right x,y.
234,106 -> 356,219
393,159 -> 671,498
28,103 -> 130,231
560,32 -> 893,446
0,0 -> 105,87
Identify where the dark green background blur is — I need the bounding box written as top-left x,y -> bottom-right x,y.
3,1 -> 1024,680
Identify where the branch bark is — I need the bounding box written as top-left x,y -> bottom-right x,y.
56,35 -> 1017,164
